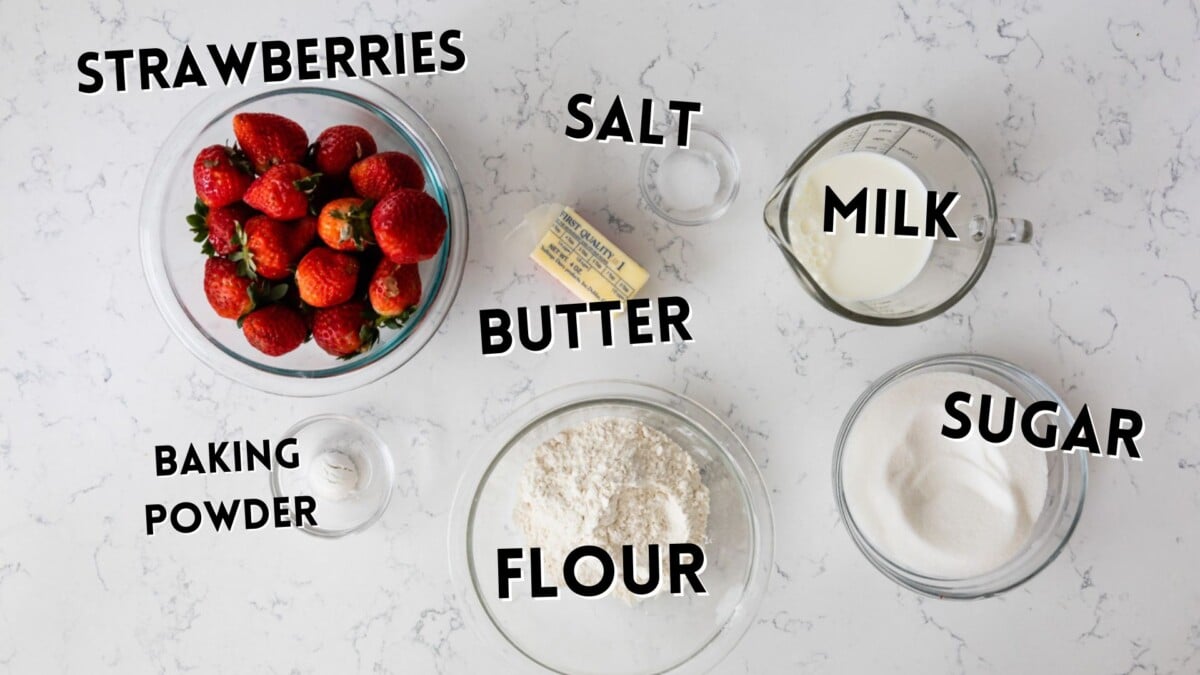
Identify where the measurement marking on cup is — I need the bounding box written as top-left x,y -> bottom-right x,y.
882,126 -> 911,157
850,126 -> 868,152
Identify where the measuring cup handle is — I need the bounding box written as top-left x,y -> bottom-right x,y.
970,217 -> 1033,244
993,217 -> 1033,244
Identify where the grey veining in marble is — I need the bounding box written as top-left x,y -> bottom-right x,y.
1,0 -> 1198,672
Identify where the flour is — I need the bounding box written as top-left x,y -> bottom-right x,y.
513,417 -> 710,601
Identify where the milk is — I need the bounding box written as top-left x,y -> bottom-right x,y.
786,152 -> 934,302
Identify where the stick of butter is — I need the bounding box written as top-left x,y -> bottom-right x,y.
525,203 -> 649,303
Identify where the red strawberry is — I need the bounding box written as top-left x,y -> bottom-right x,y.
369,259 -> 421,321
289,215 -> 318,257
244,163 -> 319,221
312,301 -> 377,358
241,305 -> 308,356
317,197 -> 374,251
205,204 -> 254,257
193,145 -> 253,208
295,248 -> 360,308
187,202 -> 253,257
232,112 -> 308,173
203,257 -> 254,319
349,152 -> 424,199
371,188 -> 448,264
314,125 -> 377,177
234,216 -> 295,280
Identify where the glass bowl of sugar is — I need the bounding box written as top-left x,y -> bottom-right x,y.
639,126 -> 740,226
834,353 -> 1088,599
451,380 -> 773,674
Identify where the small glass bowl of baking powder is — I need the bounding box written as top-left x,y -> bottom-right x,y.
271,414 -> 394,537
451,380 -> 774,674
834,353 -> 1088,599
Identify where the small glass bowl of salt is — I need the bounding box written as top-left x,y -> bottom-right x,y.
639,125 -> 739,226
270,414 -> 395,537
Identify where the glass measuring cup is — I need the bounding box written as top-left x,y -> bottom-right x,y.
763,111 -> 1032,325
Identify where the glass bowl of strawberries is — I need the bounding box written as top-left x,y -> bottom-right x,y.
140,80 -> 468,396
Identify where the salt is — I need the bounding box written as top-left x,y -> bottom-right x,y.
658,149 -> 721,212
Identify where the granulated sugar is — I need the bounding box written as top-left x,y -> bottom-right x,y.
842,372 -> 1048,578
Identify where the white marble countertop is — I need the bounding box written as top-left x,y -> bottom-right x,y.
3,0 -> 1199,672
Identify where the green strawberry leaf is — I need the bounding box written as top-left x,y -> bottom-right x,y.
230,250 -> 257,279
231,222 -> 257,278
187,204 -> 215,256
242,286 -> 257,316
298,173 -> 325,217
294,173 -> 323,194
247,281 -> 288,308
338,323 -> 379,360
360,323 -> 380,349
335,215 -> 373,249
227,145 -> 255,175
376,305 -> 418,330
348,200 -> 376,247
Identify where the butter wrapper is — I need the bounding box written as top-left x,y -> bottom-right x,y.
526,204 -> 648,303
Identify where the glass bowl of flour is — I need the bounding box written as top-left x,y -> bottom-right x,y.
834,353 -> 1088,599
451,380 -> 773,674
